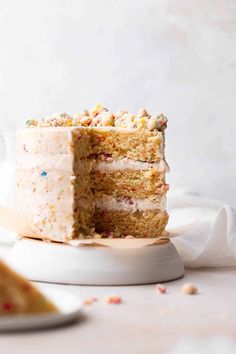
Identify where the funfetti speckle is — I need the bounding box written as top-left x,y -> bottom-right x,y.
40,171 -> 47,177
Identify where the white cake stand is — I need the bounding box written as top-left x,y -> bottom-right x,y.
7,237 -> 184,285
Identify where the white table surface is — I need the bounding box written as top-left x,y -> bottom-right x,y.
1,244 -> 236,354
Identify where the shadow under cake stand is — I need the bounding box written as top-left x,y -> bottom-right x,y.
7,237 -> 184,285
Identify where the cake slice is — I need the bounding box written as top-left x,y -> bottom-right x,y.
0,260 -> 58,315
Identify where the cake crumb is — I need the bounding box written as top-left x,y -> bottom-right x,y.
156,284 -> 166,294
182,283 -> 198,295
84,297 -> 98,305
104,295 -> 122,304
25,105 -> 167,131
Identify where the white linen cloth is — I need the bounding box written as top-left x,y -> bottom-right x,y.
168,190 -> 236,268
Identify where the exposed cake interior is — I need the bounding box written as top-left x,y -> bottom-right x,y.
17,105 -> 169,241
0,260 -> 58,315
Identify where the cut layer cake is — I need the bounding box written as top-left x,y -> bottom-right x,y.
16,105 -> 169,242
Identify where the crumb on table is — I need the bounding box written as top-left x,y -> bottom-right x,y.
182,283 -> 198,295
84,297 -> 98,305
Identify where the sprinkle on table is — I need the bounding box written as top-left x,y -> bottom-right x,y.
84,297 -> 98,305
104,295 -> 122,304
156,284 -> 166,294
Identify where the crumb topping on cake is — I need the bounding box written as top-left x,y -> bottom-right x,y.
25,104 -> 167,131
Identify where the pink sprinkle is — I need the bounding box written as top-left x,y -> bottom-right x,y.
156,284 -> 166,294
105,295 -> 122,304
102,153 -> 112,161
3,302 -> 13,311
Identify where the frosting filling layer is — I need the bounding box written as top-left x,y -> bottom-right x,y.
17,155 -> 169,173
95,158 -> 169,172
95,195 -> 166,212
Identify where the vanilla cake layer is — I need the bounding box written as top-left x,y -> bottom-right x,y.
17,127 -> 91,157
95,209 -> 168,238
94,194 -> 168,237
88,127 -> 164,162
18,126 -> 164,164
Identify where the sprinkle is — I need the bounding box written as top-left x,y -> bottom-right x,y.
182,283 -> 198,295
25,119 -> 38,127
3,302 -> 13,311
40,171 -> 47,177
66,118 -> 73,126
104,295 -> 122,304
91,103 -> 105,116
156,284 -> 166,294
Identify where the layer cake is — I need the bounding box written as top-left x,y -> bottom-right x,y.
16,105 -> 169,241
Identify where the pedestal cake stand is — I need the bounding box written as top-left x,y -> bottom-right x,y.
7,237 -> 184,285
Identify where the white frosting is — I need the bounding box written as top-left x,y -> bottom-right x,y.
95,195 -> 166,212
17,153 -> 74,171
95,158 -> 169,172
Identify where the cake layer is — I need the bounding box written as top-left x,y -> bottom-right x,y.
88,127 -> 164,162
17,126 -> 164,162
92,168 -> 168,199
95,209 -> 168,238
16,127 -> 91,157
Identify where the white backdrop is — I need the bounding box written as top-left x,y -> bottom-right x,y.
0,0 -> 235,205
